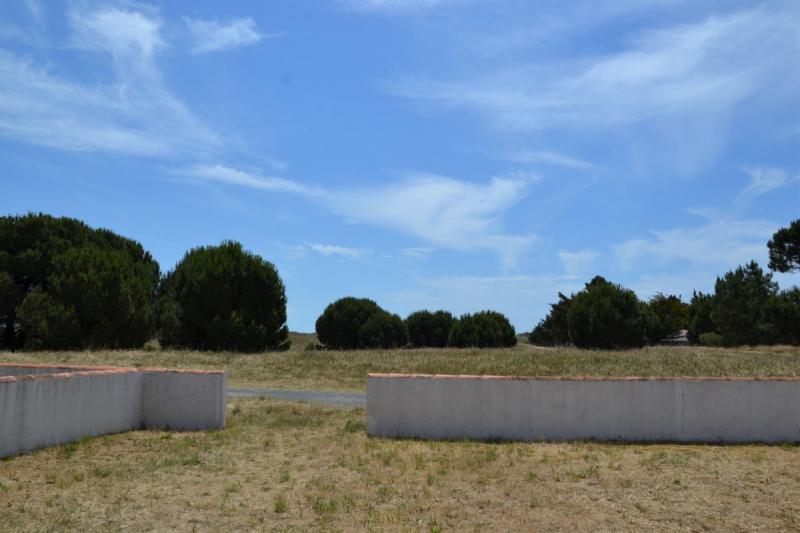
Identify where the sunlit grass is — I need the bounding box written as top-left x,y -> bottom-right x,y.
0,399 -> 797,530
2,342 -> 798,390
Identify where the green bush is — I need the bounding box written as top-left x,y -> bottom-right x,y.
1,214 -> 159,350
768,219 -> 800,273
528,292 -> 571,346
448,310 -> 517,348
644,293 -> 689,344
712,261 -> 777,346
763,288 -> 800,345
698,332 -> 724,347
158,241 -> 289,352
315,297 -> 382,349
358,311 -> 408,349
687,291 -> 715,344
404,310 -> 454,347
15,288 -> 81,350
143,339 -> 161,352
567,276 -> 647,349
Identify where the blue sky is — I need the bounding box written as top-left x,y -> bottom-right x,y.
1,0 -> 798,332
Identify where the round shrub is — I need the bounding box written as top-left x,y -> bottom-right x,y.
448,310 -> 517,348
528,292 -> 571,346
315,297 -> 382,349
764,287 -> 800,345
358,311 -> 408,349
711,261 -> 777,346
644,293 -> 688,344
1,214 -> 159,350
567,276 -> 647,349
158,241 -> 289,352
698,332 -> 724,346
687,291 -> 715,344
405,310 -> 454,347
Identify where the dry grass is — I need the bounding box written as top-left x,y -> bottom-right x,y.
1,343 -> 799,390
0,399 -> 798,531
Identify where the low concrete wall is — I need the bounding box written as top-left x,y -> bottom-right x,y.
0,363 -> 226,457
367,374 -> 800,443
0,369 -> 143,458
142,369 -> 227,430
0,364 -> 110,377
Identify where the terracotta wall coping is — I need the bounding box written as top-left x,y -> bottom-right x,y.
0,368 -> 139,383
0,362 -> 136,371
367,372 -> 800,382
140,367 -> 225,375
0,362 -> 225,381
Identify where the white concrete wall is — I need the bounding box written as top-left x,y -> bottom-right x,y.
0,371 -> 143,457
0,364 -> 227,457
142,370 -> 227,430
367,374 -> 800,443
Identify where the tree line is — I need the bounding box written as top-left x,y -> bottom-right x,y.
529,219 -> 800,348
1,214 -> 797,351
0,214 -> 288,352
314,298 -> 517,349
0,213 -> 517,352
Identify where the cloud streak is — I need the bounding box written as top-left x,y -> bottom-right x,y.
505,150 -> 596,170
330,173 -> 537,267
339,0 -> 474,13
558,250 -> 598,278
185,17 -> 273,53
0,6 -> 217,156
614,220 -> 776,269
736,167 -> 800,209
186,165 -> 536,267
307,243 -> 367,258
387,8 -> 797,131
185,164 -> 321,196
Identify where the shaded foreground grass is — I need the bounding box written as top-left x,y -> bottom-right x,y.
1,343 -> 799,390
0,399 -> 797,531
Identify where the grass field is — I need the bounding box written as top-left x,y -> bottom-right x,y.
2,343 -> 799,530
1,399 -> 798,531
1,340 -> 799,390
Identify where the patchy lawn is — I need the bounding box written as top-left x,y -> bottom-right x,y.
0,399 -> 797,531
1,344 -> 799,390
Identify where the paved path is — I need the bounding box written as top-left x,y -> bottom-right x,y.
228,387 -> 365,407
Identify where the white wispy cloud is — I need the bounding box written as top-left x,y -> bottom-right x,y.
505,150 -> 596,170
339,0 -> 473,12
0,6 -> 217,156
402,247 -> 436,259
280,241 -> 369,260
185,17 -> 273,54
625,166 -> 798,294
558,250 -> 599,278
689,166 -> 800,222
69,6 -> 164,77
330,173 -> 537,268
307,243 -> 367,258
614,220 -> 776,269
387,7 -> 797,133
185,164 -> 321,196
736,167 -> 800,208
184,165 -> 535,267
